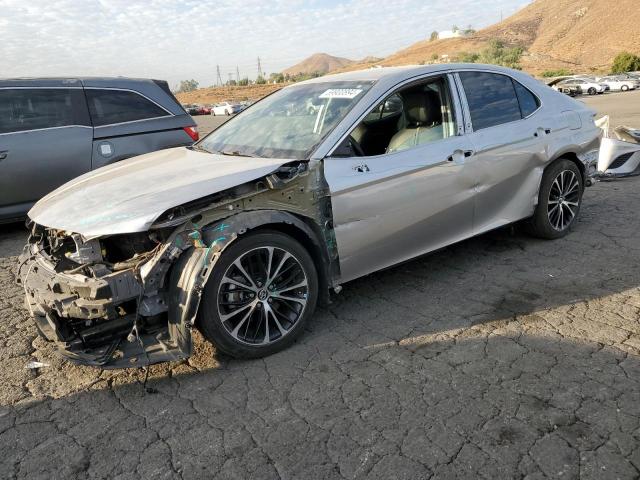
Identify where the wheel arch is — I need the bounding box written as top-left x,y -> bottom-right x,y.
546,151 -> 586,184
198,209 -> 333,303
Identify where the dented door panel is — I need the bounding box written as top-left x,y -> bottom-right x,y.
324,136 -> 476,283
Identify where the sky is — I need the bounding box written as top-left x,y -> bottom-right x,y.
0,0 -> 531,88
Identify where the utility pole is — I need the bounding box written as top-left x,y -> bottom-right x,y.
257,57 -> 263,78
236,66 -> 240,82
216,65 -> 222,86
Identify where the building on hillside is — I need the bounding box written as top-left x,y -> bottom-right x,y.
438,30 -> 468,39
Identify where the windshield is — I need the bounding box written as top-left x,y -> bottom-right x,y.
198,81 -> 373,159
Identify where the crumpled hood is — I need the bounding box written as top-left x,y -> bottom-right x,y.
29,147 -> 290,237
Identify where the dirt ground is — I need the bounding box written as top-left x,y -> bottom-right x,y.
1,94 -> 639,479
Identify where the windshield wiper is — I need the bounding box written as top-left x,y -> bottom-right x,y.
189,144 -> 211,153
218,150 -> 257,158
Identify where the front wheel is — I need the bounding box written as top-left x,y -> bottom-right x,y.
588,87 -> 596,95
525,159 -> 584,239
621,85 -> 629,92
198,231 -> 319,358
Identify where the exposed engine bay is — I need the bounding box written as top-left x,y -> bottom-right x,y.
17,161 -> 338,368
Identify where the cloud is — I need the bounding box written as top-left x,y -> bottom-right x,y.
0,0 -> 530,87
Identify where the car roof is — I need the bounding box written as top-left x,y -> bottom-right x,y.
294,63 -> 525,87
0,76 -> 166,89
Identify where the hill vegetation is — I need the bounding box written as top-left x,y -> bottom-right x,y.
178,0 -> 640,103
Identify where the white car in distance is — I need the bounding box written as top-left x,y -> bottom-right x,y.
598,76 -> 637,92
211,101 -> 243,116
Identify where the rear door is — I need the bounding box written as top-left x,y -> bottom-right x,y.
456,71 -> 552,234
84,86 -> 194,169
0,87 -> 92,219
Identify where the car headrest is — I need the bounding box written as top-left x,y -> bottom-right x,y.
403,91 -> 442,127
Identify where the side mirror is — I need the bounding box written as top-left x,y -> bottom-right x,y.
331,138 -> 355,158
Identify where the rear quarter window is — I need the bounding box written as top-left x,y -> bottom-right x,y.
513,81 -> 540,117
0,88 -> 79,134
86,89 -> 170,126
459,72 -> 522,130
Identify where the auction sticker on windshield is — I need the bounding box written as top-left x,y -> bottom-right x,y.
319,88 -> 363,99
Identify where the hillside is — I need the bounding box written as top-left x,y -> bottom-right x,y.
358,0 -> 640,74
283,53 -> 354,76
175,83 -> 287,104
177,0 -> 640,104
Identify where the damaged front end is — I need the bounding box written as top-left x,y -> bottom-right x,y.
17,160 -> 337,368
17,225 -> 193,368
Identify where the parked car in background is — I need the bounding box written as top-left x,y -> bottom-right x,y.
185,104 -> 201,116
553,78 -> 605,95
0,77 -> 198,222
18,64 -> 601,368
198,105 -> 213,115
598,76 -> 636,91
212,101 -> 243,116
557,84 -> 583,96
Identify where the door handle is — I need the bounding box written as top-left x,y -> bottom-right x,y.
534,127 -> 552,137
353,163 -> 370,173
0,151 -> 8,161
447,150 -> 474,162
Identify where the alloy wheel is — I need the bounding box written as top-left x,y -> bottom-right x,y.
217,246 -> 309,345
547,170 -> 580,231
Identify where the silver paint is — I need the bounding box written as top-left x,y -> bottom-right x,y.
28,147 -> 290,237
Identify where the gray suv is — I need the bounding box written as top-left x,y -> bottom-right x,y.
0,77 -> 198,222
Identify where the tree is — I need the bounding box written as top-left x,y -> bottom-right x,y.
178,79 -> 199,93
463,24 -> 476,35
451,25 -> 459,32
238,77 -> 249,86
270,72 -> 285,83
611,52 -> 640,74
431,53 -> 439,61
430,31 -> 439,41
255,75 -> 266,85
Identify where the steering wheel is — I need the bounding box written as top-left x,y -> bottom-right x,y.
348,135 -> 365,157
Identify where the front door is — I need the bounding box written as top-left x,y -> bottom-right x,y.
323,75 -> 477,283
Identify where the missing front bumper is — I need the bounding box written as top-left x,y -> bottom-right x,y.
17,242 -> 194,369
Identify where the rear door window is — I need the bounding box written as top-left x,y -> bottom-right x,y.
0,88 -> 78,134
86,89 -> 170,126
459,72 -> 522,130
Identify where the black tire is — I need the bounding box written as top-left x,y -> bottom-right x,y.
588,87 -> 596,95
198,231 -> 318,358
225,110 -> 230,116
621,85 -> 629,92
525,159 -> 584,239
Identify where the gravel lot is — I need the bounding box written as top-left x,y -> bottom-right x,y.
1,92 -> 639,479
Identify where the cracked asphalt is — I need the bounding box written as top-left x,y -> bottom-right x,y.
1,94 -> 639,479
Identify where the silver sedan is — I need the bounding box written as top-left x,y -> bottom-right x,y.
18,64 -> 601,367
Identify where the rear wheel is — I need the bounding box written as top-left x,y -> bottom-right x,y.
198,231 -> 318,358
526,159 -> 584,239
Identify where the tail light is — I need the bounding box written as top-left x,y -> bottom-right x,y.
183,126 -> 199,142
